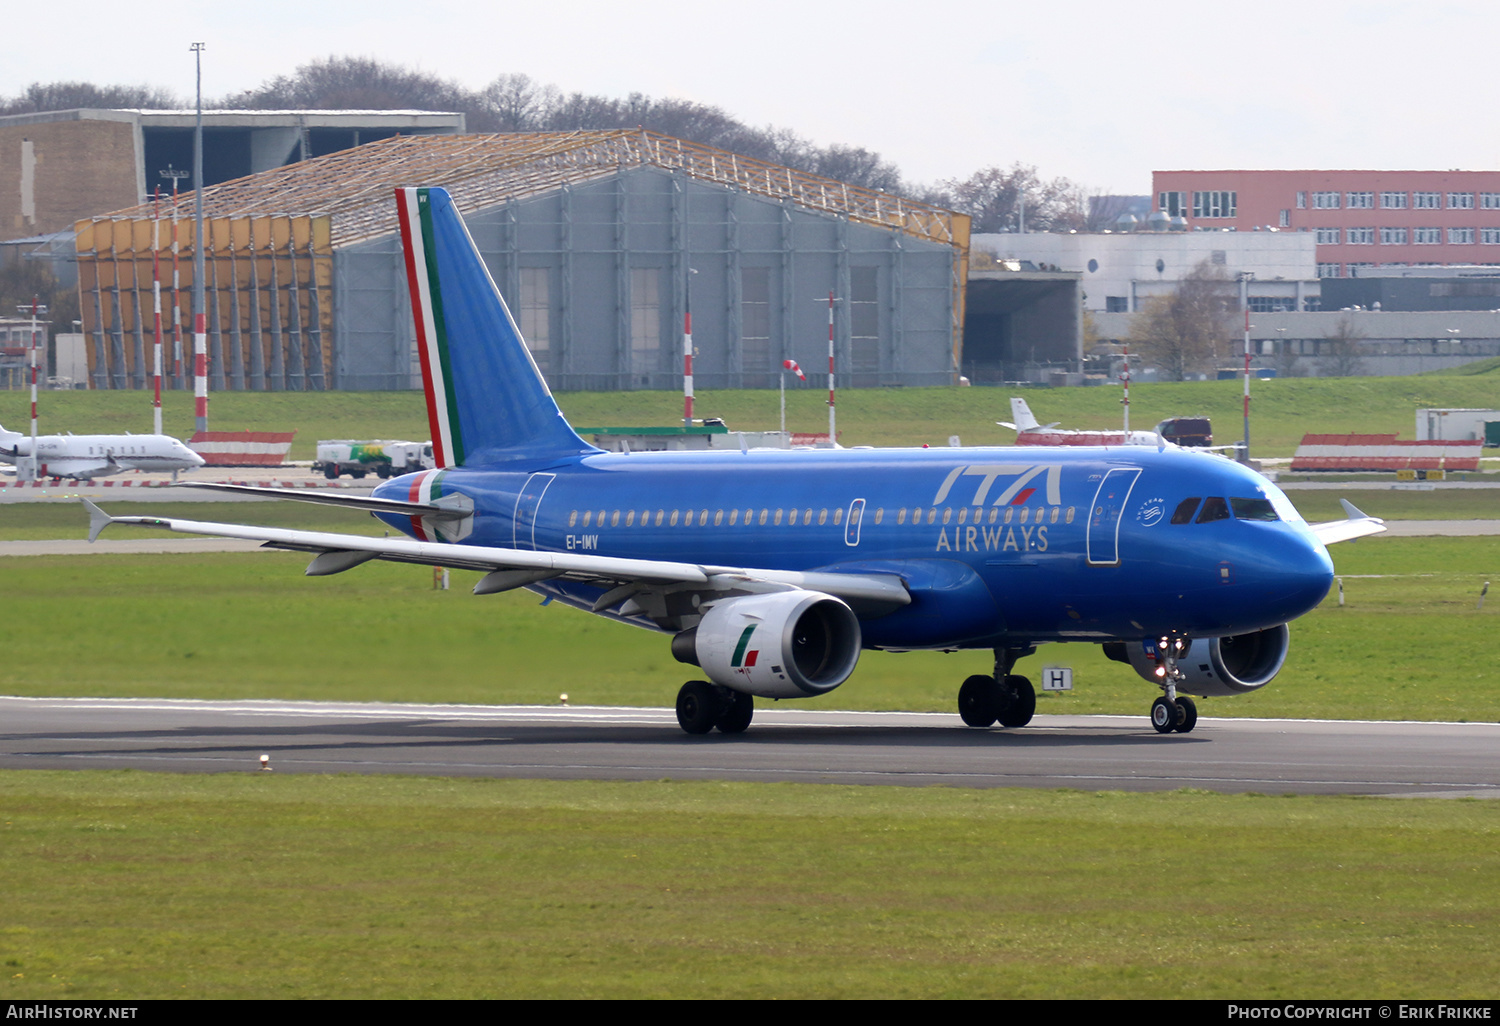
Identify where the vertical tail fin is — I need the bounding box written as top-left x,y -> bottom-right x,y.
396,187 -> 597,466
1009,398 -> 1040,432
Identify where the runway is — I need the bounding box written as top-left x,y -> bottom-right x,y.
2,696 -> 1495,797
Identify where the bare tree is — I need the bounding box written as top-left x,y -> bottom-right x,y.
2,81 -> 180,114
1127,260 -> 1236,381
230,56 -> 471,112
1320,318 -> 1365,378
939,163 -> 1088,233
473,73 -> 560,132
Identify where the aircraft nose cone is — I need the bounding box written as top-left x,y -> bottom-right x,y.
1271,530 -> 1335,620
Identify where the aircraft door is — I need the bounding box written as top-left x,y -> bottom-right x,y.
512,472 -> 556,550
1086,467 -> 1141,566
845,498 -> 866,546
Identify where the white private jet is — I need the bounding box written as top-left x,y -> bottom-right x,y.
0,423 -> 204,480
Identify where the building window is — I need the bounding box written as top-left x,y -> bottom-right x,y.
1346,263 -> 1375,276
1381,191 -> 1408,209
1315,227 -> 1341,245
1317,263 -> 1341,278
630,267 -> 661,377
1380,227 -> 1408,245
519,267 -> 550,360
850,266 -> 879,384
1413,192 -> 1441,209
1346,227 -> 1374,245
1296,191 -> 1307,209
1193,191 -> 1237,218
1347,191 -> 1374,209
1158,191 -> 1187,217
1481,228 -> 1500,245
741,267 -> 772,386
1279,209 -> 1290,227
1449,227 -> 1475,244
1482,193 -> 1500,210
1414,227 -> 1442,245
1448,192 -> 1475,209
1105,296 -> 1129,313
1312,191 -> 1340,209
1248,296 -> 1297,313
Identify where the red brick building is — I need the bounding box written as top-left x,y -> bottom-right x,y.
1152,170 -> 1500,277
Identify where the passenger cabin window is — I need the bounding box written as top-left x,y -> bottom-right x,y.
1195,496 -> 1231,523
1230,497 -> 1279,522
1171,498 -> 1201,524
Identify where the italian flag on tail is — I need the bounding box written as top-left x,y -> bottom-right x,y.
396,187 -> 462,469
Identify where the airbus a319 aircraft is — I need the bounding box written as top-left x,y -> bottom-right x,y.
84,187 -> 1385,736
2,424 -> 204,480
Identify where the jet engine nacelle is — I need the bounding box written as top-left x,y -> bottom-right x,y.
1109,623 -> 1290,697
672,590 -> 862,699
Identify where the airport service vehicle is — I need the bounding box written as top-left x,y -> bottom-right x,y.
1,424 -> 203,480
84,187 -> 1385,737
314,440 -> 434,480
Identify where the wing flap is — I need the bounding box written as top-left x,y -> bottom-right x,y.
179,481 -> 473,520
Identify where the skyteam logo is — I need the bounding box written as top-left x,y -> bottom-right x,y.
1136,497 -> 1168,527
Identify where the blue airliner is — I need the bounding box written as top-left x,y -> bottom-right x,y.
84,187 -> 1385,736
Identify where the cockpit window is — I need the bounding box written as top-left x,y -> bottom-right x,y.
1170,497 -> 1201,524
1195,496 -> 1231,523
1230,497 -> 1279,522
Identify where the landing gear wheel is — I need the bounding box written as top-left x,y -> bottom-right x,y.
1174,695 -> 1198,734
998,675 -> 1036,728
958,674 -> 1000,727
715,690 -> 754,734
676,681 -> 721,735
1150,696 -> 1179,734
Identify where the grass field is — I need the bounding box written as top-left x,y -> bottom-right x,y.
4,366 -> 1500,459
1,772 -> 1495,999
2,534 -> 1497,722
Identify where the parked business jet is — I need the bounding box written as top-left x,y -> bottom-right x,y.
1,424 -> 203,480
83,187 -> 1384,736
999,397 -> 1163,447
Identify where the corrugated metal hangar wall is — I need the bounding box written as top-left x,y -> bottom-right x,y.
76,131 -> 969,392
337,168 -> 961,390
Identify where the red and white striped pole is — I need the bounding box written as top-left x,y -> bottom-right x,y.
826,290 -> 836,443
28,296 -> 39,477
170,173 -> 183,388
151,187 -> 163,435
1242,304 -> 1252,462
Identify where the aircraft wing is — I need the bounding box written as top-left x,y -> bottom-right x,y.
1308,499 -> 1387,545
178,481 -> 473,520
81,500 -> 911,614
37,458 -> 113,480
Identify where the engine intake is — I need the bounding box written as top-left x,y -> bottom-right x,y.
1107,623 -> 1290,697
672,590 -> 862,699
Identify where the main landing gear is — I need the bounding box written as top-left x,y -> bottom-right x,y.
1148,635 -> 1198,734
957,647 -> 1036,728
675,681 -> 754,735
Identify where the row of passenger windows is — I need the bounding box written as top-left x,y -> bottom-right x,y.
1170,496 -> 1279,524
567,505 -> 1079,529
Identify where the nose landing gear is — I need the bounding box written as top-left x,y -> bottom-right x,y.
1148,636 -> 1198,734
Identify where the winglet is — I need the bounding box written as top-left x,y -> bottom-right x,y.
81,497 -> 114,543
1310,498 -> 1387,545
1340,498 -> 1376,521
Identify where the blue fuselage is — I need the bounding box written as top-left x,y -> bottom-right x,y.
372,444 -> 1334,651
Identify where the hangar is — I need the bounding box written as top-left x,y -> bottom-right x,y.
73,131 -> 971,391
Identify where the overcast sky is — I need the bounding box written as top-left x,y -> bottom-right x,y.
8,0 -> 1499,194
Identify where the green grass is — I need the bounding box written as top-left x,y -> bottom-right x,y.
2,536 -> 1498,722
1,772 -> 1495,999
6,369 -> 1500,458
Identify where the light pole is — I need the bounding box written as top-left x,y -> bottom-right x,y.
1237,271 -> 1254,463
191,41 -> 208,435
